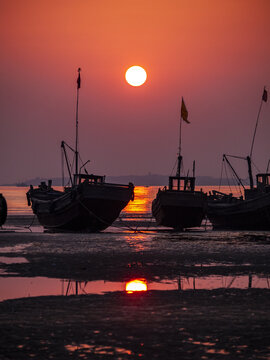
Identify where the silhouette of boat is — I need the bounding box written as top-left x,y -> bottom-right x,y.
152,98 -> 207,230
0,194 -> 7,226
207,88 -> 269,230
207,156 -> 270,230
26,69 -> 134,232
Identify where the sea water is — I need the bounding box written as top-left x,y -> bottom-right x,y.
0,185 -> 242,216
0,185 -> 269,301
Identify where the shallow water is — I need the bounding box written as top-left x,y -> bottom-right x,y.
0,274 -> 269,301
0,185 -> 242,216
0,229 -> 270,301
0,185 -> 270,303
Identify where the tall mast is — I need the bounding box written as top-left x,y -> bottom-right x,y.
176,115 -> 182,177
250,87 -> 267,158
75,68 -> 81,177
247,155 -> 254,189
177,97 -> 189,177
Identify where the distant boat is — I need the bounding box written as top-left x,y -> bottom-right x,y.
207,88 -> 270,230
152,98 -> 207,230
0,194 -> 7,226
27,69 -> 134,232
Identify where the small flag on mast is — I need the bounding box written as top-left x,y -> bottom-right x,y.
262,88 -> 267,102
77,68 -> 81,89
181,97 -> 189,123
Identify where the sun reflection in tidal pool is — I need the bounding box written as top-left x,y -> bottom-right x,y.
125,279 -> 148,294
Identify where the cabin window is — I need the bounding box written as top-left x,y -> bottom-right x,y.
172,179 -> 184,190
257,175 -> 270,186
169,177 -> 195,191
171,179 -> 185,190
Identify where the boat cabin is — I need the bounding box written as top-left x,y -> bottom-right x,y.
244,173 -> 270,200
168,176 -> 195,192
256,173 -> 270,192
74,174 -> 105,185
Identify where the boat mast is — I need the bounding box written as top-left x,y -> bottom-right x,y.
177,97 -> 189,177
61,141 -> 73,186
75,68 -> 81,178
250,87 -> 267,158
249,87 -> 267,188
247,156 -> 254,189
223,154 -> 245,189
176,115 -> 182,177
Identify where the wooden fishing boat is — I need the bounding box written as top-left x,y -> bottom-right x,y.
152,159 -> 207,230
0,194 -> 7,226
207,88 -> 269,230
152,98 -> 207,230
207,158 -> 270,230
27,175 -> 134,232
27,69 -> 134,232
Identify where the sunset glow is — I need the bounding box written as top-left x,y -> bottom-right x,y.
124,186 -> 150,213
1,1 -> 270,184
125,66 -> 147,87
125,279 -> 148,293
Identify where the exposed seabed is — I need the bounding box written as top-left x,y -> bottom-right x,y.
0,215 -> 270,359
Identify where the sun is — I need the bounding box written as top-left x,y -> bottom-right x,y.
125,66 -> 147,87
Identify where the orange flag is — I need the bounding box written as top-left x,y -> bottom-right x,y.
181,97 -> 189,123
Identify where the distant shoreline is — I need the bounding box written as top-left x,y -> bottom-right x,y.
2,174 -> 235,187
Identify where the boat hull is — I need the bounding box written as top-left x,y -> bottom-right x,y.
152,190 -> 206,230
28,183 -> 134,232
207,192 -> 270,230
0,194 -> 7,226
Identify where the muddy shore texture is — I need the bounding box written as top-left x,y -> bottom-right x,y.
0,229 -> 270,359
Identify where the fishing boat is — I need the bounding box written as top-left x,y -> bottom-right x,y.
207,88 -> 270,230
152,98 -> 207,230
26,69 -> 134,232
0,194 -> 7,226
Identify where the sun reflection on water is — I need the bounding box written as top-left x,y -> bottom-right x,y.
124,186 -> 155,214
125,279 -> 148,294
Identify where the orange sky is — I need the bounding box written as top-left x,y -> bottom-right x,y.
1,0 -> 270,184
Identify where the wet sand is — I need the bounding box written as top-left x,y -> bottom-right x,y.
0,227 -> 270,359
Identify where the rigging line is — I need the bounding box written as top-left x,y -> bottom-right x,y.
24,214 -> 37,232
117,216 -> 143,233
250,94 -> 264,158
224,161 -> 233,194
170,158 -> 178,176
266,160 -> 270,173
65,154 -> 75,187
62,141 -> 76,153
225,154 -> 246,160
226,158 -> 241,193
68,153 -> 75,182
251,159 -> 260,174
228,158 -> 240,189
218,158 -> 224,191
61,148 -> 65,188
225,159 -> 243,197
78,198 -> 142,233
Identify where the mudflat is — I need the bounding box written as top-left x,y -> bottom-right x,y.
0,229 -> 270,359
